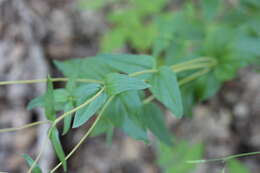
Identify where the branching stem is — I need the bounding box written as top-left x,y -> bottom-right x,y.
49,96 -> 115,173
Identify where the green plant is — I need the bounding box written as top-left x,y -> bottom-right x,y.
0,0 -> 259,172
156,140 -> 203,173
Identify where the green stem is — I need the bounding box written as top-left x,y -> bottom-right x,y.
54,87 -> 105,124
0,78 -> 103,86
27,87 -> 105,173
49,96 -> 115,173
0,121 -> 50,133
187,151 -> 260,164
27,126 -> 53,173
129,69 -> 157,77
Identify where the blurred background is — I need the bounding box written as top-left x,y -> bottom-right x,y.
0,0 -> 260,172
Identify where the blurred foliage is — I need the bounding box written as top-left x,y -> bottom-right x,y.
156,140 -> 203,173
227,159 -> 251,173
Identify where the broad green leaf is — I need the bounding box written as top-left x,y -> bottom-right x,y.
54,58 -> 115,80
150,67 -> 183,117
195,72 -> 221,101
227,159 -> 250,173
74,83 -> 101,98
105,73 -> 150,96
73,92 -> 107,128
54,89 -> 69,103
22,154 -> 43,173
44,76 -> 56,121
97,54 -> 155,74
90,118 -> 114,137
122,115 -> 148,142
49,127 -> 67,171
62,102 -> 74,135
143,103 -> 172,145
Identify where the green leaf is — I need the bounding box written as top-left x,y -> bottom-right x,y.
143,103 -> 172,145
105,73 -> 150,96
27,96 -> 44,110
97,54 -> 155,74
227,159 -> 250,173
195,72 -> 221,101
22,154 -> 43,173
54,58 -> 115,80
74,83 -> 101,98
157,140 -> 203,173
150,66 -> 183,117
90,117 -> 114,137
54,89 -> 69,103
73,92 -> 107,128
201,0 -> 223,21
49,127 -> 67,171
44,76 -> 56,121
122,115 -> 148,142
62,102 -> 74,135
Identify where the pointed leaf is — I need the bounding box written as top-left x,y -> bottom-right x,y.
49,127 -> 67,171
143,103 -> 172,145
62,102 -> 74,135
105,73 -> 150,96
150,66 -> 183,117
122,115 -> 148,142
27,96 -> 44,110
73,93 -> 107,128
22,154 -> 43,173
44,76 -> 56,121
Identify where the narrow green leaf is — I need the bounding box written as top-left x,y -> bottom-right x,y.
73,93 -> 107,128
105,73 -> 150,96
49,127 -> 67,171
150,66 -> 183,117
44,76 -> 56,121
62,102 -> 74,135
143,103 -> 172,145
22,154 -> 43,173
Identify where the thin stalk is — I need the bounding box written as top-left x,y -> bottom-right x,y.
0,78 -> 102,86
129,69 -> 157,77
171,57 -> 216,69
27,127 -> 53,173
54,87 -> 105,124
27,87 -> 105,173
187,151 -> 260,164
173,62 -> 214,73
178,68 -> 210,86
0,121 -> 50,133
50,96 -> 115,173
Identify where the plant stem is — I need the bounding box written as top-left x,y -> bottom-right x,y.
0,121 -> 50,133
54,87 -> 105,124
27,87 -> 105,173
0,78 -> 103,86
49,96 -> 115,173
129,69 -> 157,77
27,126 -> 53,173
187,151 -> 260,164
178,68 -> 210,86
